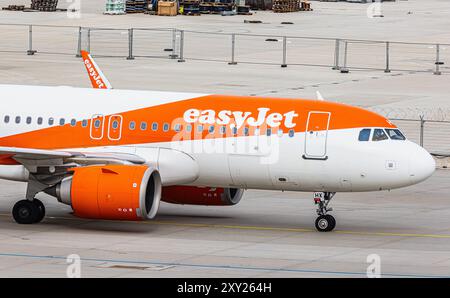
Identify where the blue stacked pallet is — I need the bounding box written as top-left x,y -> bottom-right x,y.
181,0 -> 200,15
126,0 -> 148,13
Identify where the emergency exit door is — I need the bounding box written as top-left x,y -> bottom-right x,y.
304,111 -> 331,159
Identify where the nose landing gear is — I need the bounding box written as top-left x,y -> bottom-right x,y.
314,192 -> 336,232
12,199 -> 46,224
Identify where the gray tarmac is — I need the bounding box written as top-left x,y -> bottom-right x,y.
1,171 -> 450,278
0,0 -> 450,278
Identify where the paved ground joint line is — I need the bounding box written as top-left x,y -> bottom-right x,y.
0,252 -> 449,278
2,213 -> 450,239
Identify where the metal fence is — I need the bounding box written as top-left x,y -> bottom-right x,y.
368,106 -> 450,156
389,118 -> 450,156
1,23 -> 450,155
0,23 -> 449,75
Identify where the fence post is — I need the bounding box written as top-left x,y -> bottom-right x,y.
76,26 -> 82,57
178,30 -> 185,62
127,28 -> 135,60
229,34 -> 237,65
384,41 -> 391,73
281,36 -> 287,68
87,28 -> 91,53
169,29 -> 178,59
420,115 -> 425,147
332,39 -> 340,70
340,40 -> 349,73
27,25 -> 36,55
434,44 -> 442,75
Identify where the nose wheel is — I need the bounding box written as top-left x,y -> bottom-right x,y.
12,199 -> 46,224
314,192 -> 336,232
315,214 -> 336,232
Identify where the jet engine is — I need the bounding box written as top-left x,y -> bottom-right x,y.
47,165 -> 161,220
161,186 -> 244,206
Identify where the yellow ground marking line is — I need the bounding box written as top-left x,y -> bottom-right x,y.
334,230 -> 450,238
1,213 -> 450,238
150,220 -> 314,232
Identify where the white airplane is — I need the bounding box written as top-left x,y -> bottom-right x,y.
0,51 -> 435,232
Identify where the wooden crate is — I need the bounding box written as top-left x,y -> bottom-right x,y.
158,1 -> 177,16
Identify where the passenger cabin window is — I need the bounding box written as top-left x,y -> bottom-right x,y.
15,116 -> 21,124
82,120 -> 88,127
70,119 -> 77,127
26,117 -> 32,124
129,121 -> 136,130
163,123 -> 169,132
358,129 -> 371,141
93,119 -> 101,128
385,129 -> 406,141
372,129 -> 389,141
152,122 -> 158,131
37,117 -> 43,125
174,124 -> 181,132
140,122 -> 147,131
48,118 -> 54,125
4,116 -> 9,123
59,118 -> 65,126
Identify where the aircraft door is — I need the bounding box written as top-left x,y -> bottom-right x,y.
304,111 -> 331,160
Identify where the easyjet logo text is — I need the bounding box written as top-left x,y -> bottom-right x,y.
183,108 -> 298,129
84,59 -> 106,89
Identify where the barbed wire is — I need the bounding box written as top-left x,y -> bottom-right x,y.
369,107 -> 450,122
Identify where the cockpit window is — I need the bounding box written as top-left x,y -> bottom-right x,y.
358,129 -> 371,141
385,129 -> 406,141
372,129 -> 389,141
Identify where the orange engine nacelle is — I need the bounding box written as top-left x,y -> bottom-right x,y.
51,165 -> 162,220
161,186 -> 244,206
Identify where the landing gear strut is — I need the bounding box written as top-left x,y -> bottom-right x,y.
314,192 -> 336,232
12,199 -> 46,224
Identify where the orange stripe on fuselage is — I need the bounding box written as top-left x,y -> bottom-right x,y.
0,95 -> 395,151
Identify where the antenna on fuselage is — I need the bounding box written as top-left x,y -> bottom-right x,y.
316,91 -> 325,101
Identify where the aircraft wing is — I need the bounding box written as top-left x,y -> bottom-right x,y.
0,146 -> 144,165
0,147 -> 73,160
0,146 -> 197,185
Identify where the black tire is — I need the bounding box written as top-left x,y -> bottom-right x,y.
325,214 -> 336,232
12,200 -> 39,224
315,215 -> 336,232
32,199 -> 45,223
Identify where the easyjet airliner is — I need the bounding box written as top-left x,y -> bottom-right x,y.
0,51 -> 435,232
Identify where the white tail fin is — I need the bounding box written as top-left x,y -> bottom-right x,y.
80,51 -> 113,89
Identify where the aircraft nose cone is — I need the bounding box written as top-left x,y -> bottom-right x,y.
409,146 -> 435,184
